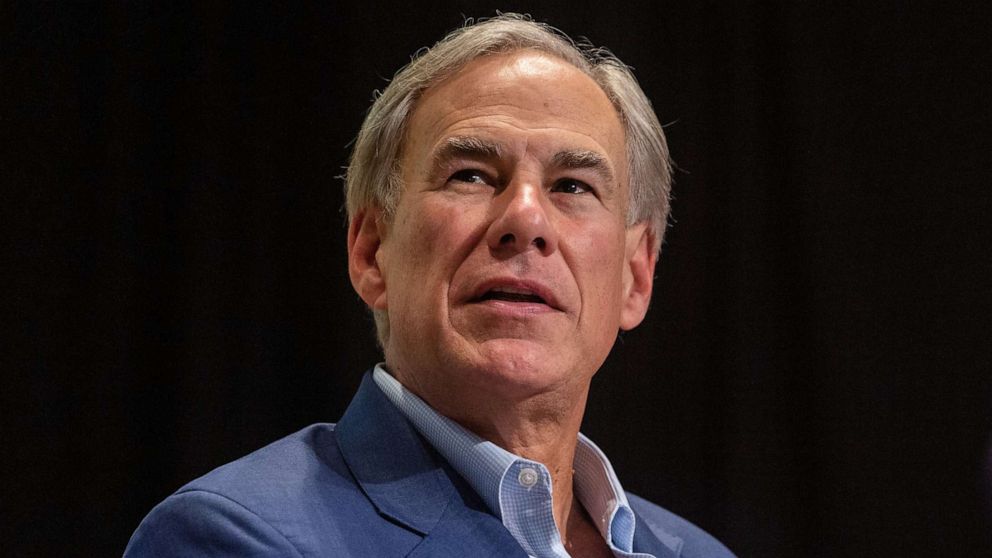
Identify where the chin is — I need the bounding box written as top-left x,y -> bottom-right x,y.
462,338 -> 577,396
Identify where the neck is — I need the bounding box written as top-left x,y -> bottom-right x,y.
462,396 -> 586,533
464,413 -> 611,556
454,389 -> 590,534
388,362 -> 592,535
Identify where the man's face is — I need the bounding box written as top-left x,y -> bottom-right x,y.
350,51 -> 656,408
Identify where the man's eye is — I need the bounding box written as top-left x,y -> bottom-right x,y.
553,179 -> 591,194
449,169 -> 489,184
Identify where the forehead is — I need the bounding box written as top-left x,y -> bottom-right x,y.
402,51 -> 627,177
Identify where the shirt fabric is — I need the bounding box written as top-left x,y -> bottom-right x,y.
373,364 -> 656,558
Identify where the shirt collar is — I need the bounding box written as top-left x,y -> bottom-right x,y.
372,364 -> 639,553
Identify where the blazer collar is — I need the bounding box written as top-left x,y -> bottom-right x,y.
336,372 -> 676,558
335,372 -> 528,557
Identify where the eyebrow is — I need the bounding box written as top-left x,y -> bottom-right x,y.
550,149 -> 617,188
430,136 -> 617,189
432,136 -> 503,168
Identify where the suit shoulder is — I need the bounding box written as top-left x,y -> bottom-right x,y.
176,423 -> 376,522
181,423 -> 346,499
627,492 -> 737,558
128,423 -> 385,556
125,489 -> 305,557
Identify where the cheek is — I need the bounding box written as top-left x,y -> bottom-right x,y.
573,223 -> 627,276
409,200 -> 491,262
387,201 -> 482,305
572,225 -> 628,317
392,205 -> 449,267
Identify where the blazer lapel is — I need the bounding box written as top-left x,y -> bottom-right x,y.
336,372 -> 527,558
336,373 -> 450,534
406,464 -> 528,558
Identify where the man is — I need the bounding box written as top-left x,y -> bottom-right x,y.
126,14 -> 735,557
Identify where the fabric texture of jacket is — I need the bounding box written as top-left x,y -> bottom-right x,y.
125,373 -> 735,557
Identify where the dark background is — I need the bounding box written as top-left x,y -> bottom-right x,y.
4,2 -> 991,556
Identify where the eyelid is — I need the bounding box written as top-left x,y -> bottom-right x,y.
552,176 -> 596,195
448,167 -> 494,185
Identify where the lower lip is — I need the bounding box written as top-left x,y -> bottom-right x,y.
470,299 -> 558,316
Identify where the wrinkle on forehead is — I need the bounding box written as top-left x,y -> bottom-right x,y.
403,51 -> 629,190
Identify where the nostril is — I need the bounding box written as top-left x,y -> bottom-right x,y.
534,237 -> 546,250
500,233 -> 515,245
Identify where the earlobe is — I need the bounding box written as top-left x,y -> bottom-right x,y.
347,208 -> 388,310
619,224 -> 657,331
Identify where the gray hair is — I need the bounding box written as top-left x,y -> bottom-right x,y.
344,13 -> 672,346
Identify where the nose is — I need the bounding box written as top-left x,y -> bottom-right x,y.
485,179 -> 558,256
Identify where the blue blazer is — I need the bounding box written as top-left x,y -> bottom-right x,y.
125,373 -> 735,557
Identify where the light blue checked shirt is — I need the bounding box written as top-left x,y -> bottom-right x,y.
373,364 -> 657,558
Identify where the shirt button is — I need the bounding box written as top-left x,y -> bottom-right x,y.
518,467 -> 539,488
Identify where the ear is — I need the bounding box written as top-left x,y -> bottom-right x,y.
347,208 -> 388,310
619,223 -> 658,331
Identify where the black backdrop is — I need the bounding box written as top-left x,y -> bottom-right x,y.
5,2 -> 991,557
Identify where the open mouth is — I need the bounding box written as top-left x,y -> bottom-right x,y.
477,288 -> 547,305
467,280 -> 560,311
